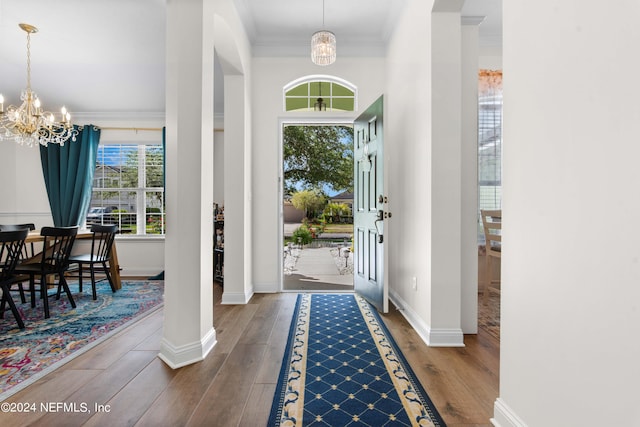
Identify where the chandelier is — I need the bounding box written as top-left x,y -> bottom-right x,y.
0,23 -> 77,147
311,0 -> 336,66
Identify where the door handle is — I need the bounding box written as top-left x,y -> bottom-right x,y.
375,218 -> 383,243
374,210 -> 392,243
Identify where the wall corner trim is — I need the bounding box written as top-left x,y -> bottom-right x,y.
220,290 -> 254,305
157,327 -> 217,369
389,289 -> 465,347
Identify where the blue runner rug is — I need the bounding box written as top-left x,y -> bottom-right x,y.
269,293 -> 446,426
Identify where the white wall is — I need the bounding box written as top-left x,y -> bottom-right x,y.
251,56 -> 386,292
479,45 -> 502,70
494,1 -> 640,425
0,142 -> 51,226
384,0 -> 467,345
384,0 -> 433,337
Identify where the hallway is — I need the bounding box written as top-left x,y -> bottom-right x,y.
0,283 -> 499,427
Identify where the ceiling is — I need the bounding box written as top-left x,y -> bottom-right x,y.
0,0 -> 501,118
238,0 -> 502,56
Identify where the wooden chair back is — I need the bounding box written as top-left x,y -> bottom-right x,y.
481,209 -> 502,259
88,224 -> 118,262
0,229 -> 29,328
480,209 -> 501,304
39,226 -> 78,273
0,223 -> 36,260
0,229 -> 28,281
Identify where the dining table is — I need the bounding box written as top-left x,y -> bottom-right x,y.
25,230 -> 122,290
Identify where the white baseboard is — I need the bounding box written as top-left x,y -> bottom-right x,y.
253,282 -> 278,293
221,289 -> 254,304
158,327 -> 217,369
491,398 -> 528,427
389,289 -> 465,347
120,269 -> 163,278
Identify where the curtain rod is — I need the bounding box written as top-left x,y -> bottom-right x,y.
99,127 -> 224,132
99,127 -> 161,132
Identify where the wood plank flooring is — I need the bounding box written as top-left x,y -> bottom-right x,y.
0,283 -> 499,427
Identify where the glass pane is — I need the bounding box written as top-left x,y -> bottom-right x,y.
110,191 -> 137,233
286,84 -> 308,97
286,98 -> 309,111
120,146 -> 138,188
331,98 -> 354,111
145,145 -> 164,187
331,83 -> 353,97
87,190 -> 135,230
146,191 -> 165,234
95,147 -> 123,189
310,81 -> 329,97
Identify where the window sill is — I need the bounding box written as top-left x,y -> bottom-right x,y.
115,234 -> 165,242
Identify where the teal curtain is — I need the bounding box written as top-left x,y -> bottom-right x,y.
40,125 -> 101,227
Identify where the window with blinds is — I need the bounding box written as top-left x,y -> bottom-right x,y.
478,70 -> 503,243
90,144 -> 165,235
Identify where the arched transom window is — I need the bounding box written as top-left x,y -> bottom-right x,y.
283,75 -> 357,112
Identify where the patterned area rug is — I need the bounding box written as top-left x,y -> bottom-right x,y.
269,293 -> 446,427
0,280 -> 164,400
478,292 -> 500,341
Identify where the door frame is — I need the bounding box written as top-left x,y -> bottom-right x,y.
278,114 -> 356,292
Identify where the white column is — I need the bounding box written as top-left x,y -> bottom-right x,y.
221,74 -> 253,304
429,2 -> 464,346
159,0 -> 216,369
460,17 -> 483,333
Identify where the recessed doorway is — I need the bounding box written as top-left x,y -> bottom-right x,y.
281,123 -> 354,292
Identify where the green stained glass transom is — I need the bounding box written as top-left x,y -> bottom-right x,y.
285,80 -> 355,112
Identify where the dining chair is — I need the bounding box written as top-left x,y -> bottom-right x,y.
13,226 -> 78,319
0,229 -> 29,329
67,224 -> 118,300
0,223 -> 37,303
480,209 -> 502,305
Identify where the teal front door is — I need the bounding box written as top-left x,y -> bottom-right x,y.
353,95 -> 387,312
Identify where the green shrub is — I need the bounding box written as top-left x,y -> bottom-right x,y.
292,225 -> 313,245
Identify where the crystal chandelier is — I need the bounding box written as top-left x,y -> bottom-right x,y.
0,23 -> 77,147
311,0 -> 336,66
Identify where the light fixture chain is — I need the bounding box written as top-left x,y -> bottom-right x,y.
26,31 -> 31,90
323,0 -> 325,27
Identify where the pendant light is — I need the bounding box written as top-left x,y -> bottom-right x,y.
311,0 -> 336,66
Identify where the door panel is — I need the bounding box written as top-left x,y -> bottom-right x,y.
353,95 -> 387,312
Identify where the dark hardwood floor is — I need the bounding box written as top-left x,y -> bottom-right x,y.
0,283 -> 499,427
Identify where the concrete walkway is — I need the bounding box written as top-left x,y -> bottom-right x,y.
283,247 -> 353,291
